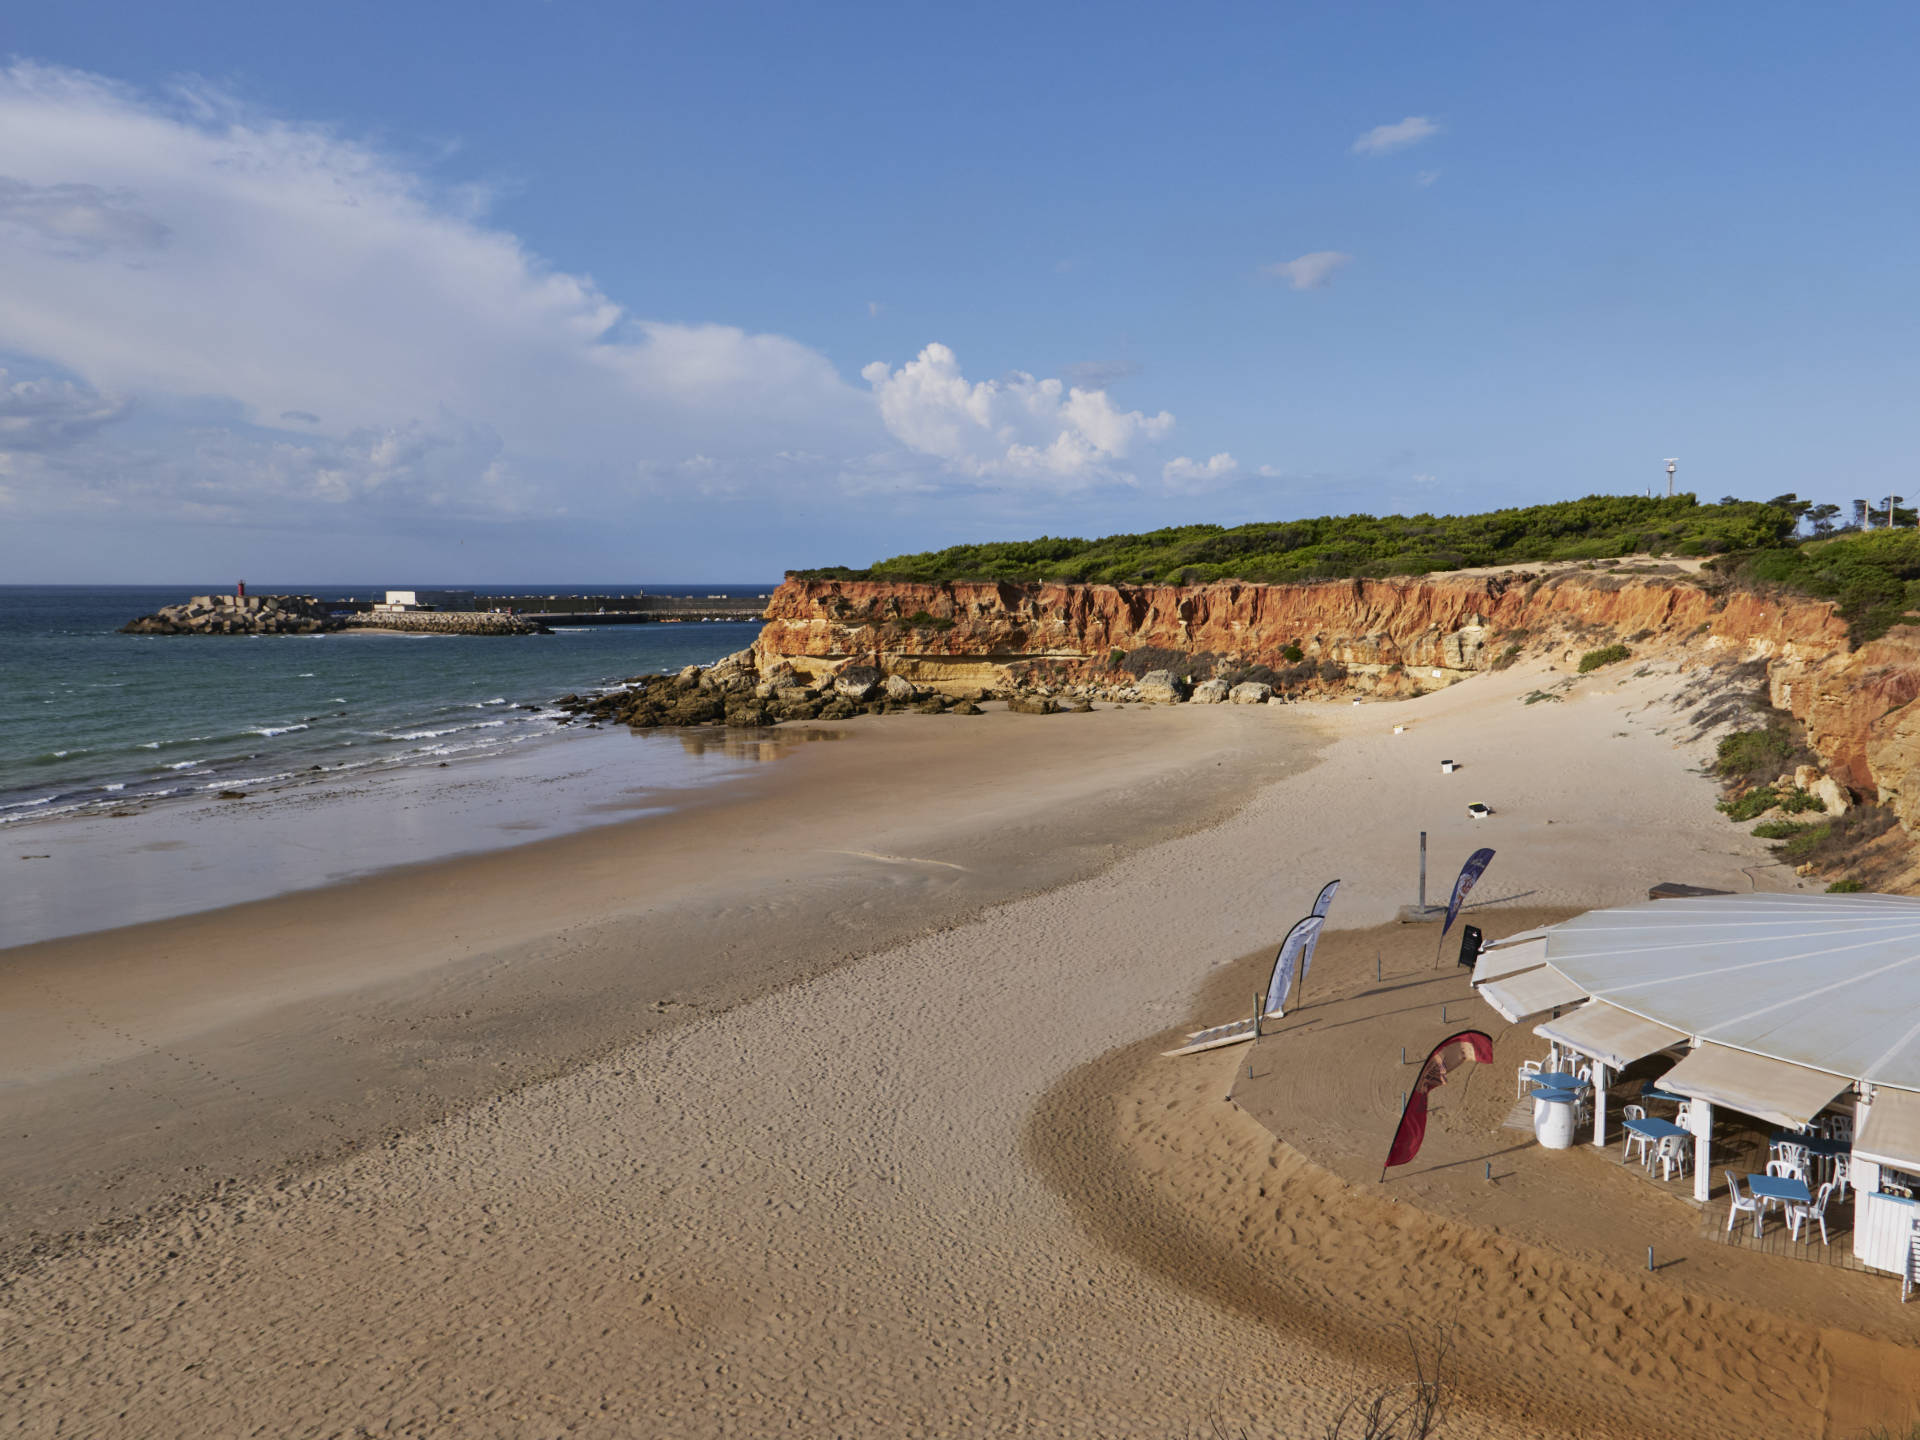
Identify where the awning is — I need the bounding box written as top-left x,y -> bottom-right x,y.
1479,965 -> 1588,1024
1485,927 -> 1553,951
1854,1087 -> 1920,1172
1473,937 -> 1548,987
1534,1002 -> 1689,1072
1659,1043 -> 1851,1130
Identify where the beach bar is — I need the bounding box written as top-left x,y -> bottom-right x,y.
1472,894 -> 1920,1284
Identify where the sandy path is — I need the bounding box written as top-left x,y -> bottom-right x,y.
0,660 -> 1834,1436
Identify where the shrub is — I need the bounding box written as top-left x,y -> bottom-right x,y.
1827,878 -> 1866,893
1281,642 -> 1305,663
1753,819 -> 1819,840
1780,788 -> 1827,813
902,611 -> 953,631
1578,644 -> 1632,672
1718,786 -> 1781,821
1714,726 -> 1794,785
1491,643 -> 1523,671
1781,803 -> 1899,867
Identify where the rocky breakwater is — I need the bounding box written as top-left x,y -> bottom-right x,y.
344,611 -> 544,636
120,593 -> 339,635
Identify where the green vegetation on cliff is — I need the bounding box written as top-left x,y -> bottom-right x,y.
1712,528 -> 1920,643
798,494 -> 1796,587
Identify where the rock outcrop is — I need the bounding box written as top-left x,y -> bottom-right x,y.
121,594 -> 338,635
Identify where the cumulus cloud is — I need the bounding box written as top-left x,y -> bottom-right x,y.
0,62 -> 875,519
0,61 -> 1220,549
1266,251 -> 1353,291
861,343 -> 1173,489
1162,452 -> 1239,492
1351,116 -> 1440,156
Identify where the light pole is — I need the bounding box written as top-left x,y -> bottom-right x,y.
1665,459 -> 1677,498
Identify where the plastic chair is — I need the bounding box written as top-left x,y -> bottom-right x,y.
1788,1181 -> 1835,1245
1726,1171 -> 1761,1238
1832,1154 -> 1852,1203
1620,1106 -> 1650,1166
1674,1101 -> 1693,1131
1657,1135 -> 1693,1182
1517,1060 -> 1543,1099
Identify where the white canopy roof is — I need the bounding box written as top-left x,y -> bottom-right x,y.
1534,1002 -> 1687,1072
1855,1088 -> 1920,1173
1543,894 -> 1920,1094
1659,1042 -> 1852,1130
1472,936 -> 1548,987
1480,966 -> 1588,1024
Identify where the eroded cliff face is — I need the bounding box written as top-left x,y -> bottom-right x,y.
754,569 -> 1920,825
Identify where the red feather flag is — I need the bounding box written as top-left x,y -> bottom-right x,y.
1382,1030 -> 1495,1177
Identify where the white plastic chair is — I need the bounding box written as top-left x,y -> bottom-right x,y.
1674,1101 -> 1693,1131
1788,1181 -> 1835,1245
1726,1171 -> 1761,1238
1620,1106 -> 1650,1166
1517,1060 -> 1543,1099
1832,1154 -> 1851,1203
1656,1135 -> 1692,1182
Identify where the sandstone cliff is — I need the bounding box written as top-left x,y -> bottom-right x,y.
753,567 -> 1920,837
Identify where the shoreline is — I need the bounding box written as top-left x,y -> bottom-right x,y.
0,704 -> 1301,1258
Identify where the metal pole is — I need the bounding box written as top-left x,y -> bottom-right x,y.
1418,831 -> 1428,909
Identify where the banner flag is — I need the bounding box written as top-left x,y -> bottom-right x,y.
1300,879 -> 1341,981
1382,1030 -> 1495,1174
1441,848 -> 1495,936
1262,914 -> 1325,1016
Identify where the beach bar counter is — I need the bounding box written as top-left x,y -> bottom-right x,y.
1472,895 -> 1920,1287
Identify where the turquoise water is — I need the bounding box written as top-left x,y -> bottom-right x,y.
0,585 -> 772,826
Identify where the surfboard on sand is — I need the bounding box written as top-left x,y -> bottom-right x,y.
1163,1015 -> 1273,1056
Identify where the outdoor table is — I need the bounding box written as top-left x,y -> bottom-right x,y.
1770,1131 -> 1848,1158
1532,1072 -> 1587,1091
1746,1173 -> 1812,1207
1639,1082 -> 1687,1104
1623,1116 -> 1688,1142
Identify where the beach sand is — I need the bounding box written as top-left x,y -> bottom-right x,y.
3,660 -> 1913,1436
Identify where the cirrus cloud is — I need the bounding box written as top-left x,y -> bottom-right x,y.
1351,115 -> 1440,156
1265,251 -> 1353,291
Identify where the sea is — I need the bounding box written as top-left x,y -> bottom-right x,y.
0,584 -> 776,829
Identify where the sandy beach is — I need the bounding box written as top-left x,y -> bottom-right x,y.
4,659 -> 1915,1437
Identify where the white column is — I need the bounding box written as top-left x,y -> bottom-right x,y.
1591,1061 -> 1609,1147
1692,1100 -> 1713,1203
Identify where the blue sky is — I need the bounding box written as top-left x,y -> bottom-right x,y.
2,3 -> 1916,582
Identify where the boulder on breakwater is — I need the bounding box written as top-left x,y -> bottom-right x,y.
344,612 -> 544,636
121,594 -> 339,635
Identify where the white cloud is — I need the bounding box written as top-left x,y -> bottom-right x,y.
1351,116 -> 1440,156
0,61 -> 1224,554
0,62 -> 875,519
861,343 -> 1173,489
1162,452 -> 1239,492
1265,251 -> 1353,291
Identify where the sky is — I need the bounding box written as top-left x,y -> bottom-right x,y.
2,2 -> 1917,583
